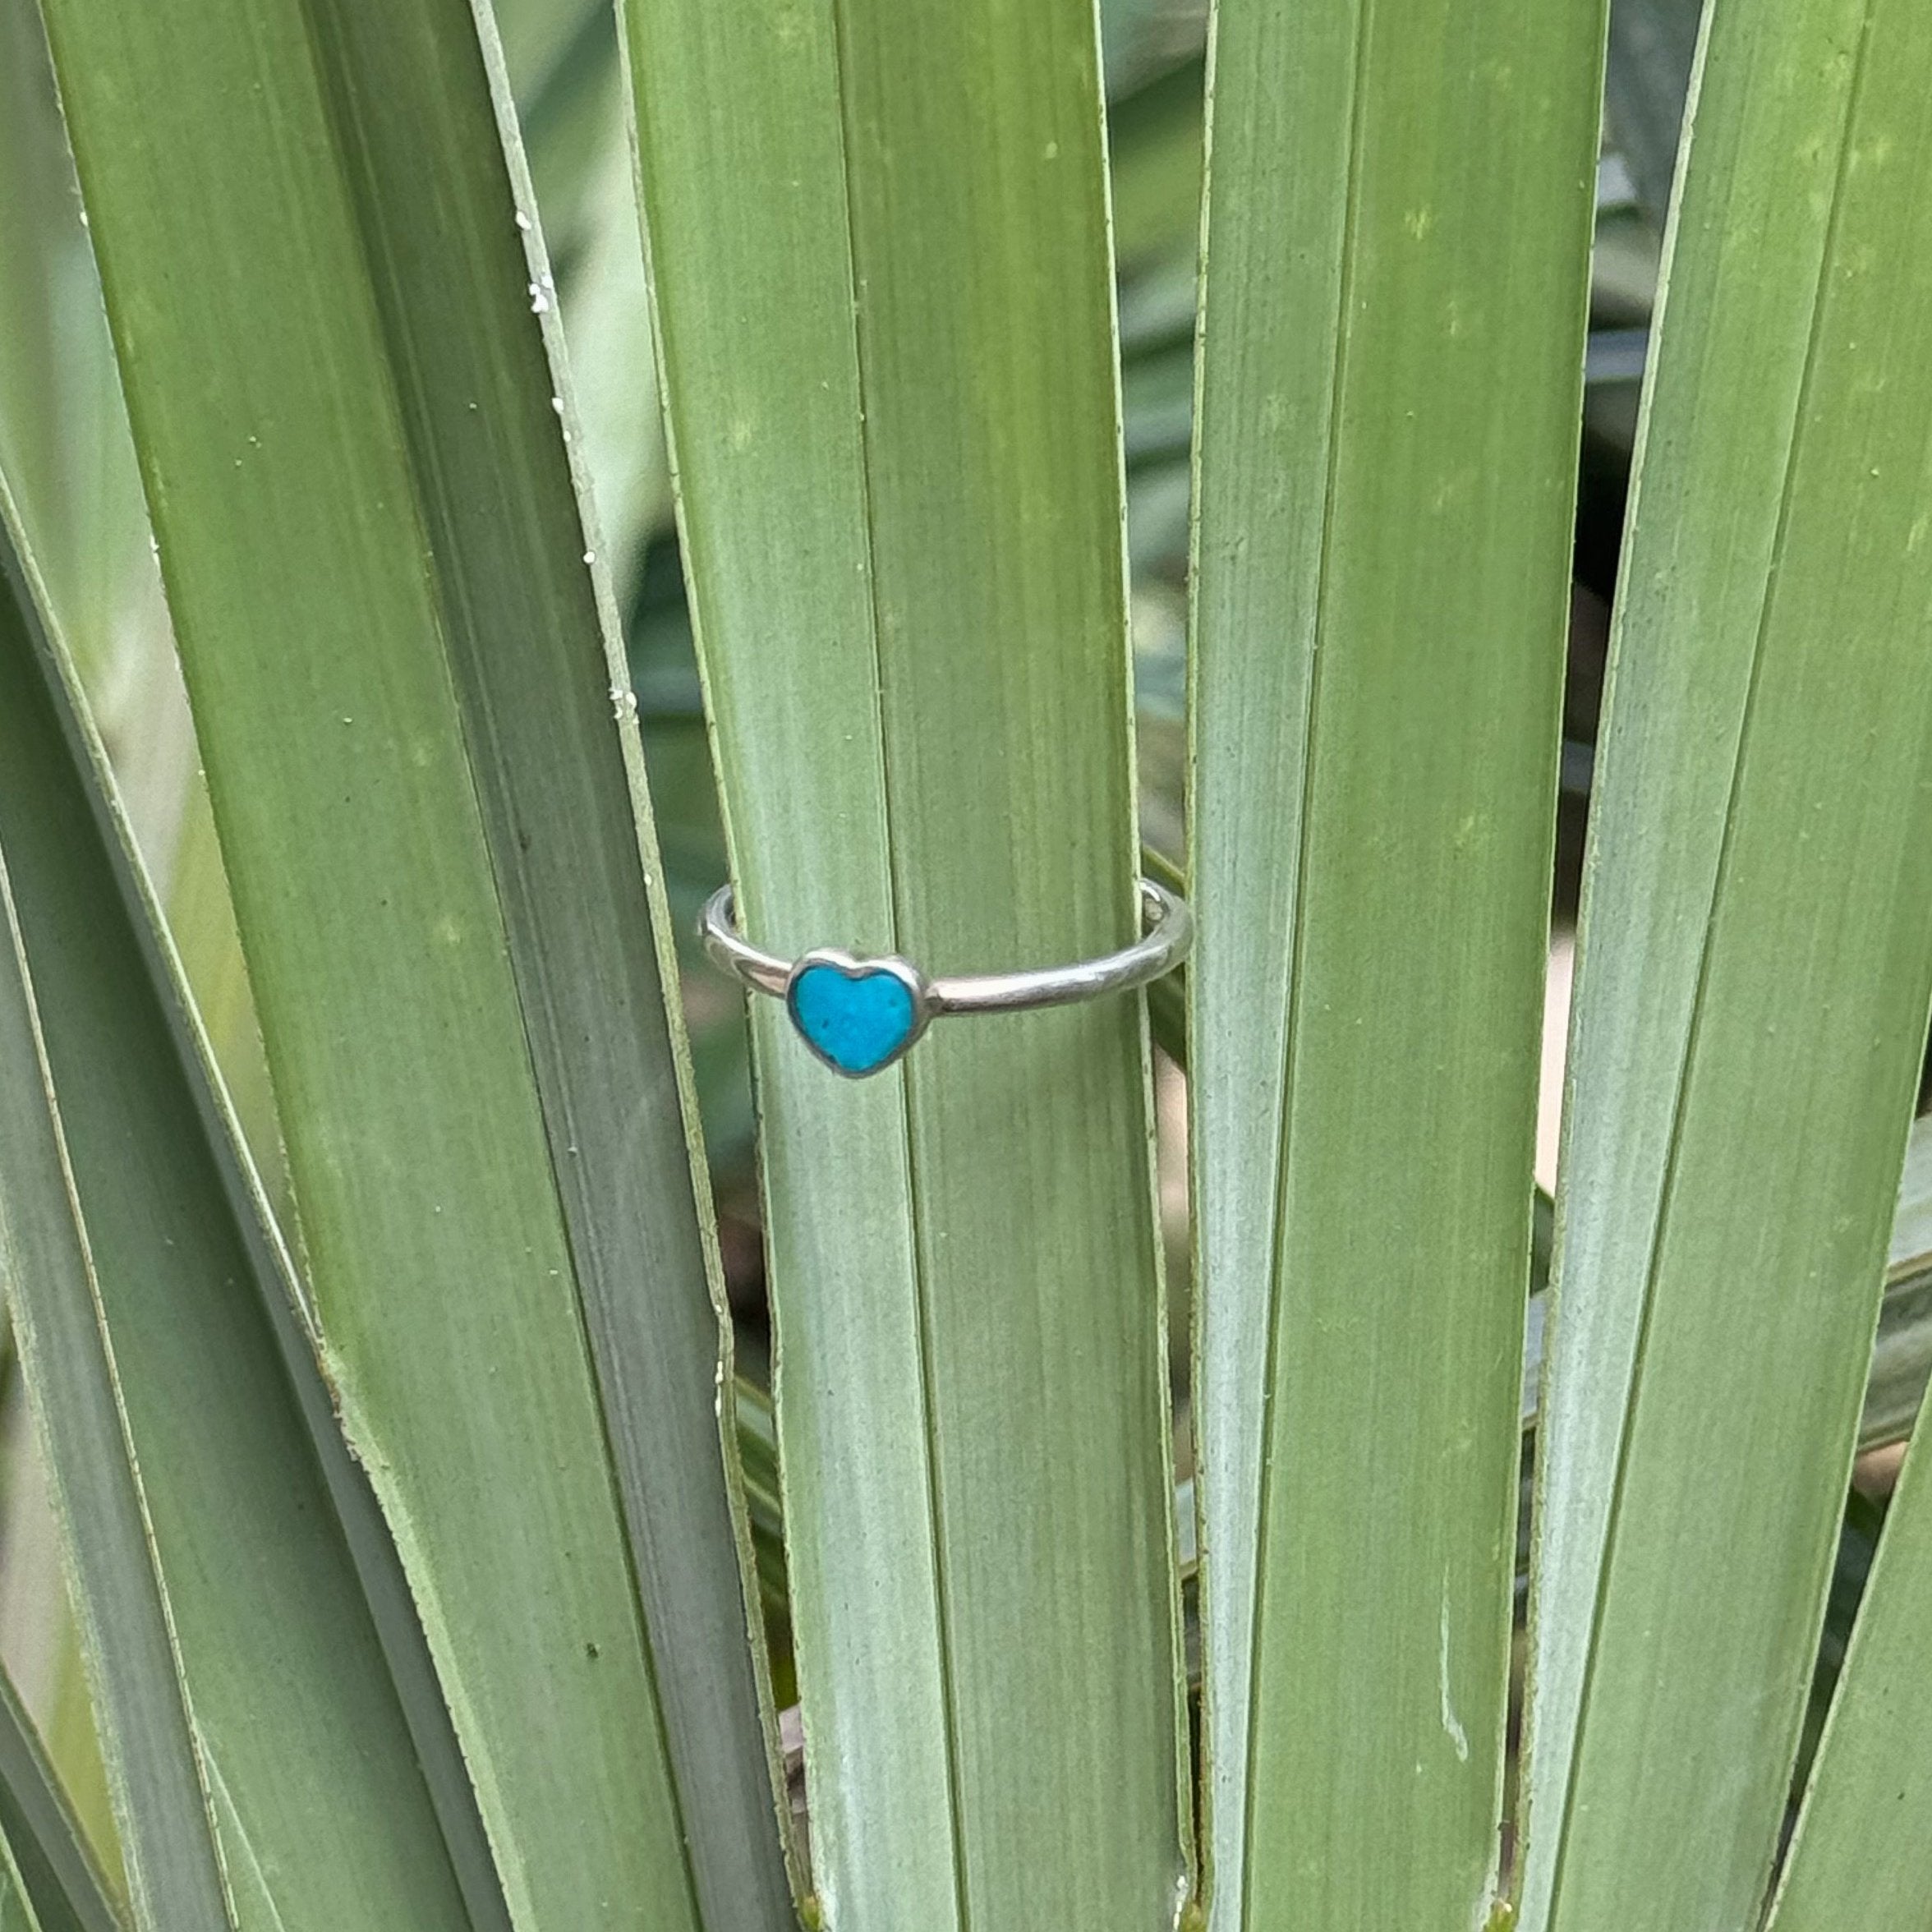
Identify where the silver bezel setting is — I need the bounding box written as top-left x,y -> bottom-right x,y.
783,949 -> 932,1079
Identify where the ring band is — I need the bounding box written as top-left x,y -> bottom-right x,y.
698,876 -> 1192,1078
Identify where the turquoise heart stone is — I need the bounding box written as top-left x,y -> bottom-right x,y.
787,960 -> 919,1075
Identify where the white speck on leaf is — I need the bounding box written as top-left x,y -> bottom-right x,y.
1439,1594 -> 1470,1763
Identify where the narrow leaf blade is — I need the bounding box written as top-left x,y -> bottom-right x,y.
0,487 -> 497,1932
1188,0 -> 1606,1925
623,2 -> 1190,1925
0,1666 -> 120,1932
293,7 -> 793,1920
1768,1414 -> 1932,1932
29,0 -> 761,1923
0,862 -> 231,1932
1522,1 -> 1932,1924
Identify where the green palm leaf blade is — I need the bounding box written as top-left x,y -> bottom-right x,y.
0,493 -> 498,1932
0,1668 -> 120,1932
1769,1421 -> 1932,1931
0,0 -> 150,688
1,0 -> 286,1235
1520,1 -> 1932,1926
622,13 -> 947,1920
0,1830 -> 48,1932
623,3 -> 1189,1927
30,0 -> 786,1926
1186,0 -> 1605,1925
0,0 -> 69,640
0,779 -> 229,1930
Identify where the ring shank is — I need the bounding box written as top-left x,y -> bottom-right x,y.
926,880 -> 1189,1013
698,903 -> 792,998
699,876 -> 1190,1015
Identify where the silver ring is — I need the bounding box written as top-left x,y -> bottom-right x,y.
698,876 -> 1193,1078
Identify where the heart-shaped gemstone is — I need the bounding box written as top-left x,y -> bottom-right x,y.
786,956 -> 922,1076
